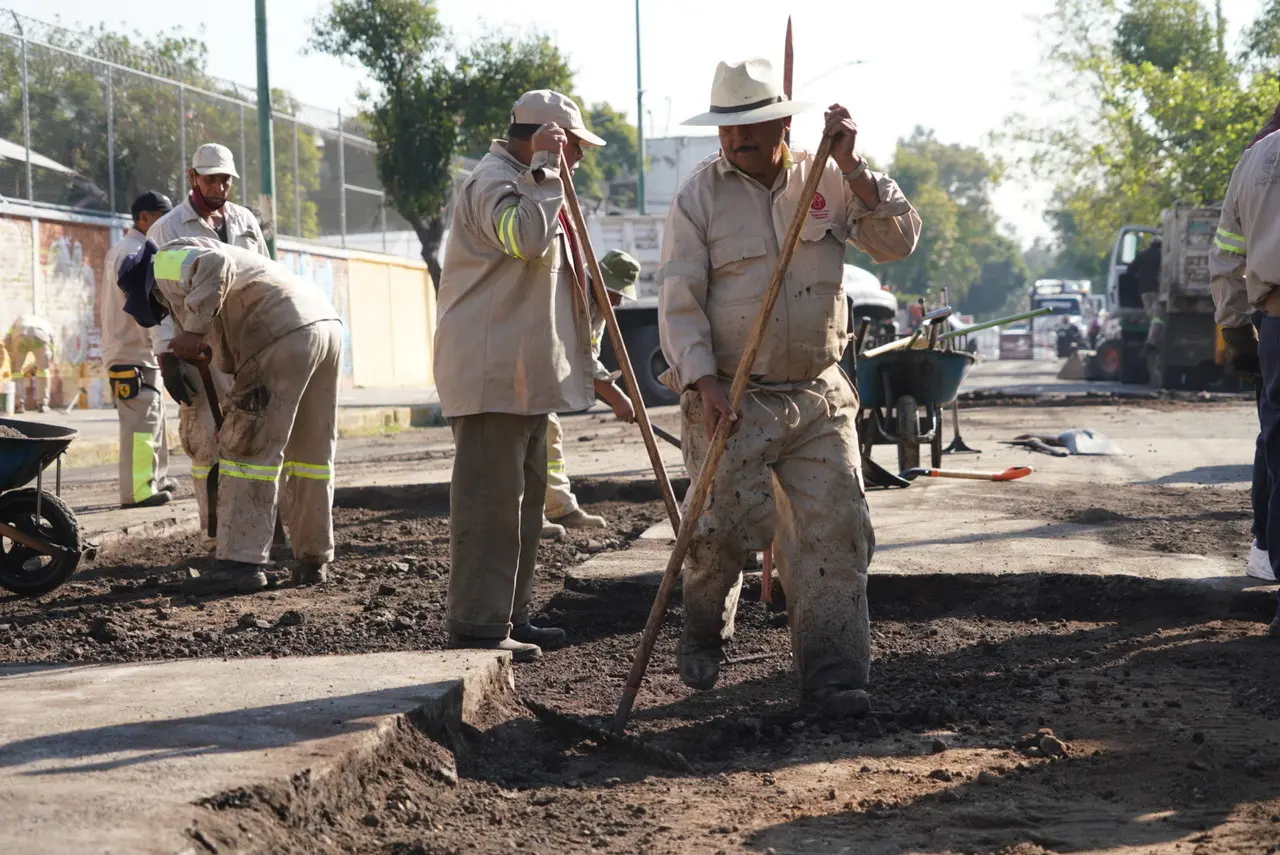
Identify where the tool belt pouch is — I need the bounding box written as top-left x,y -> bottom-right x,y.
108,364 -> 143,401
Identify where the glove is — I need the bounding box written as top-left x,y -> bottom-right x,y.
1222,325 -> 1260,376
157,352 -> 196,405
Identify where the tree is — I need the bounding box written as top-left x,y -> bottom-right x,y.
587,102 -> 640,210
311,0 -> 587,285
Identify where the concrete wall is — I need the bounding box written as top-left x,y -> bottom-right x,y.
0,203 -> 435,407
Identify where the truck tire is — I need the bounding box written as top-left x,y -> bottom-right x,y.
620,324 -> 678,408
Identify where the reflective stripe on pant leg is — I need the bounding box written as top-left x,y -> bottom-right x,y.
283,461 -> 332,479
543,412 -> 578,518
219,460 -> 283,481
131,433 -> 158,503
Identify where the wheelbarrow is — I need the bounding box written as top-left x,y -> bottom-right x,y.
0,417 -> 83,597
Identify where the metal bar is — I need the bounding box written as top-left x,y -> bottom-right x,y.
35,466 -> 42,519
380,201 -> 387,252
342,184 -> 385,197
178,83 -> 186,185
634,0 -> 645,214
292,112 -> 301,236
106,67 -> 115,213
255,0 -> 277,258
19,27 -> 32,202
337,109 -> 346,247
0,520 -> 61,558
239,104 -> 247,205
56,453 -> 61,495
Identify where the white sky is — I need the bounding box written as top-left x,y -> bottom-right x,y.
8,0 -> 1270,246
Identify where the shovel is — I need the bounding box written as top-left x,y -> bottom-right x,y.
899,465 -> 1033,482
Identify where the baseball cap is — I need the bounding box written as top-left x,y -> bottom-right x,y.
511,90 -> 607,147
130,190 -> 173,220
599,249 -> 639,301
191,143 -> 239,178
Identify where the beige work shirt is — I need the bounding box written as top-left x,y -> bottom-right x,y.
6,313 -> 54,344
101,229 -> 165,368
433,141 -> 594,418
1210,130 -> 1280,328
151,239 -> 340,377
658,147 -> 921,391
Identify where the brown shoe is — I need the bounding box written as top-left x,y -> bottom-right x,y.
291,561 -> 330,587
447,634 -> 542,663
549,508 -> 608,530
181,561 -> 268,596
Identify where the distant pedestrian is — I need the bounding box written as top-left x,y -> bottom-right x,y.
3,314 -> 55,413
1209,111 -> 1280,637
102,191 -> 176,508
434,89 -> 606,661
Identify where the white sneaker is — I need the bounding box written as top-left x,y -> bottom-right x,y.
1247,542 -> 1276,582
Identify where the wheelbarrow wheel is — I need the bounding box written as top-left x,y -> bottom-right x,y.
0,488 -> 82,597
895,395 -> 921,472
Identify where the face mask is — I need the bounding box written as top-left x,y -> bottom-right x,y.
192,182 -> 227,212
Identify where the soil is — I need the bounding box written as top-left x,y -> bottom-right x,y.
6,477 -> 1280,855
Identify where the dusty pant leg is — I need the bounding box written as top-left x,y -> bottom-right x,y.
32,343 -> 50,407
155,380 -> 170,487
280,321 -> 341,564
447,412 -> 541,638
114,368 -> 166,505
543,412 -> 578,519
678,390 -> 778,665
216,329 -> 319,565
771,381 -> 873,695
178,363 -> 220,543
513,415 -> 550,625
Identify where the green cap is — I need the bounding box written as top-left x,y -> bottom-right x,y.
599,249 -> 640,301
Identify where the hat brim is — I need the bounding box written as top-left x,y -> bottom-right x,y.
193,165 -> 241,179
681,100 -> 814,127
567,127 -> 607,147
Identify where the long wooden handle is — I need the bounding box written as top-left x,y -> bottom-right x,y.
559,154 -> 682,530
612,134 -> 837,735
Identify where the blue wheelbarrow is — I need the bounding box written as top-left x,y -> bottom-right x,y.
0,418 -> 83,597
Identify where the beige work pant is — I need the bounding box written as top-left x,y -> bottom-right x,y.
5,334 -> 52,409
679,365 -> 875,695
446,412 -> 548,639
109,365 -> 170,505
177,361 -> 232,545
544,412 -> 579,519
215,321 -> 341,565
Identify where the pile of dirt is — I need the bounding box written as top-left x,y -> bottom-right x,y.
0,424 -> 28,439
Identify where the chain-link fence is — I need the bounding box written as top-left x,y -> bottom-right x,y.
0,9 -> 405,248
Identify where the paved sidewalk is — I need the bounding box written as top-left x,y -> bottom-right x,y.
0,650 -> 510,855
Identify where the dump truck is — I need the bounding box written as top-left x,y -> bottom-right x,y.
1093,204 -> 1235,390
585,211 -> 900,406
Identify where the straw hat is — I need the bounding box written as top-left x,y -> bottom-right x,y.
681,57 -> 813,127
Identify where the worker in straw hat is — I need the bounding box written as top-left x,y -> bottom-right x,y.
543,249 -> 641,537
658,57 -> 921,714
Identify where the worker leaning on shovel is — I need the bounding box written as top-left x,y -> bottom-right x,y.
117,237 -> 343,597
658,57 -> 921,714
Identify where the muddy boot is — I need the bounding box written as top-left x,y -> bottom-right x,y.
811,687 -> 872,719
181,561 -> 269,597
123,491 -> 173,510
541,518 -> 566,541
511,622 -> 566,650
291,561 -> 330,587
549,508 -> 607,530
157,479 -> 178,494
447,634 -> 542,663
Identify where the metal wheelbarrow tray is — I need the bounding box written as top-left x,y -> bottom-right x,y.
0,417 -> 83,597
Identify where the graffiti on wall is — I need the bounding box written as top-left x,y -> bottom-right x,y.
277,248 -> 355,386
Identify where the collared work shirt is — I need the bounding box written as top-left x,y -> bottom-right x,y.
1210,130 -> 1280,327
101,229 -> 164,368
658,148 -> 921,390
433,141 -> 594,418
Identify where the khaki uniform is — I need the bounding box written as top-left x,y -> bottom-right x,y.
1210,132 -> 1280,326
4,314 -> 54,410
659,146 -> 920,694
545,299 -> 613,519
147,197 -> 267,536
435,141 -> 594,638
102,229 -> 170,505
151,240 -> 342,566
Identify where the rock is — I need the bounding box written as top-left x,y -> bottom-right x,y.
388,562 -> 410,574
931,738 -> 949,754
392,616 -> 416,631
277,610 -> 306,627
584,540 -> 605,554
928,769 -> 954,782
361,812 -> 380,827
1039,735 -> 1069,758
378,583 -> 398,596
1244,757 -> 1264,778
87,616 -> 127,643
977,771 -> 998,786
0,623 -> 11,632
236,613 -> 260,630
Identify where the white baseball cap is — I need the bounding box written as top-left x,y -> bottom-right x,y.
511,91 -> 607,147
191,143 -> 239,179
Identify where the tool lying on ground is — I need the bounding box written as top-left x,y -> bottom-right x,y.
611,132 -> 839,737
1008,429 -> 1124,457
899,465 -> 1033,482
523,697 -> 691,772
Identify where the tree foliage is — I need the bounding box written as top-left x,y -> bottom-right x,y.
849,128 -> 1028,320
1007,0 -> 1280,280
311,0 -> 637,282
0,22 -> 320,236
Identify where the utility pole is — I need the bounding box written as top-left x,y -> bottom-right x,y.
635,0 -> 646,215
255,0 -> 277,258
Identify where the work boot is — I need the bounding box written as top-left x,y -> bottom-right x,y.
158,478 -> 178,494
811,687 -> 872,719
677,641 -> 723,691
291,561 -> 330,587
549,508 -> 608,530
181,561 -> 269,597
511,622 -> 567,650
1248,542 -> 1276,582
123,491 -> 173,510
541,518 -> 566,541
37,403 -> 48,413
447,634 -> 542,663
